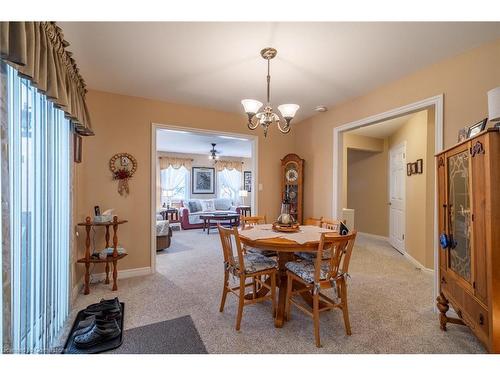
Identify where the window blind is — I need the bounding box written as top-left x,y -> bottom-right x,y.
6,63 -> 71,353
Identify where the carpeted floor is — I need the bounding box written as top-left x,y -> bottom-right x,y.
64,230 -> 485,353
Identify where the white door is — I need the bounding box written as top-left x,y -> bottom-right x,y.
389,142 -> 406,253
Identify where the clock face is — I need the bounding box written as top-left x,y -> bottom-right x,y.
285,168 -> 298,183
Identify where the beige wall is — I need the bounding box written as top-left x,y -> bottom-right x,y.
73,90 -> 292,287
293,38 -> 500,269
388,110 -> 430,268
347,146 -> 389,236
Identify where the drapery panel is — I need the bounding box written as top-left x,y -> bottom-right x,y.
0,22 -> 93,136
215,160 -> 243,172
217,168 -> 242,204
159,156 -> 192,170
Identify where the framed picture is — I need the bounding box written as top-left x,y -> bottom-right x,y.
467,118 -> 488,139
244,170 -> 252,192
406,163 -> 412,176
192,167 -> 215,194
457,127 -> 468,142
416,159 -> 423,174
410,162 -> 417,175
74,134 -> 82,163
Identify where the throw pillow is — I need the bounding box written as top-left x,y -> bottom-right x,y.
201,199 -> 215,212
214,198 -> 232,211
187,200 -> 201,213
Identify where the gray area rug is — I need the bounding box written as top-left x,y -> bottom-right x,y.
110,315 -> 207,354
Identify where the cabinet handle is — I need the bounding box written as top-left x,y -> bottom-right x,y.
479,313 -> 484,326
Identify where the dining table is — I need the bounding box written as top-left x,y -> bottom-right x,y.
238,224 -> 339,328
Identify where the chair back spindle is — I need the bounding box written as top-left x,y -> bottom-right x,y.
315,232 -> 357,283
218,225 -> 245,274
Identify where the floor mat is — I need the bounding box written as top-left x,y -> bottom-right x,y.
109,315 -> 208,354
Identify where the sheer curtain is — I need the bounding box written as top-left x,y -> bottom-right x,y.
217,168 -> 242,204
5,63 -> 71,353
160,166 -> 189,202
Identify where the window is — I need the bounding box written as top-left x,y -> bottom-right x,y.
160,166 -> 189,203
5,63 -> 71,353
217,168 -> 242,204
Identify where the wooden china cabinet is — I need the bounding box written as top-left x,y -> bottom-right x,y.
281,153 -> 304,224
436,128 -> 500,353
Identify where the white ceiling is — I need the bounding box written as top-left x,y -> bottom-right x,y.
348,112 -> 419,139
59,22 -> 500,121
156,129 -> 252,158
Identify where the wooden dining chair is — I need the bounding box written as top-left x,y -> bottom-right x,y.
285,231 -> 357,347
296,219 -> 343,262
240,215 -> 276,257
304,217 -> 323,226
218,224 -> 277,331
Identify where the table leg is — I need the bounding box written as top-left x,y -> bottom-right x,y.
203,219 -> 206,232
207,219 -> 210,235
84,262 -> 90,295
112,259 -> 118,291
105,262 -> 110,284
274,252 -> 295,328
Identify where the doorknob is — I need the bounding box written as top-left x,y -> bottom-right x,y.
387,202 -> 392,206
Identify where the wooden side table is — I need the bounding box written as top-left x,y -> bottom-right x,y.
77,216 -> 128,295
238,206 -> 251,217
160,208 -> 181,230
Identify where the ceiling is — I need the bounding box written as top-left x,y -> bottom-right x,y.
156,129 -> 252,158
59,22 -> 500,121
348,112 -> 420,139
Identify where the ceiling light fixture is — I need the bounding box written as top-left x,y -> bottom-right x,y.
241,48 -> 299,137
209,143 -> 220,161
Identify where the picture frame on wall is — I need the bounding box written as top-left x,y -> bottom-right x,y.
192,167 -> 215,194
466,118 -> 488,139
244,170 -> 252,192
406,163 -> 412,176
74,133 -> 82,163
410,162 -> 417,175
416,159 -> 423,174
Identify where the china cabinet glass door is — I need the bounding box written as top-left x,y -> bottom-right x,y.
447,149 -> 472,283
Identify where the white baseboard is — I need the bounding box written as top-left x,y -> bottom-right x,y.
91,266 -> 153,282
403,252 -> 434,274
72,267 -> 152,299
358,231 -> 389,242
358,231 -> 434,274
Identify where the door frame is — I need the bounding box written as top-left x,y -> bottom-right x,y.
150,122 -> 259,274
332,94 -> 443,309
388,141 -> 407,254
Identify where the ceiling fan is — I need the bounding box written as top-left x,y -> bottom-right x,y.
209,143 -> 220,160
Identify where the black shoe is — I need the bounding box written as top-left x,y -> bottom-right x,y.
73,318 -> 118,337
83,297 -> 121,317
74,320 -> 121,349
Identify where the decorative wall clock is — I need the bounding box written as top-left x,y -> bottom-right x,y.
109,153 -> 137,196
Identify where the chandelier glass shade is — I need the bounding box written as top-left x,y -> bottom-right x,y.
241,48 -> 299,137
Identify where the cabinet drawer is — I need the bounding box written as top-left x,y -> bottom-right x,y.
462,292 -> 489,341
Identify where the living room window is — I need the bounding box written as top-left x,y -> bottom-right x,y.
160,165 -> 189,203
217,168 -> 242,204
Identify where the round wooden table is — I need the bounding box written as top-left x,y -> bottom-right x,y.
238,229 -> 326,328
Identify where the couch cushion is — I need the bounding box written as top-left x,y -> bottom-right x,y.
214,198 -> 232,211
201,199 -> 215,212
187,200 -> 202,213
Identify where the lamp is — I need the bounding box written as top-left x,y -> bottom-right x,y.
162,189 -> 174,208
239,189 -> 248,206
488,87 -> 500,128
241,47 -> 300,137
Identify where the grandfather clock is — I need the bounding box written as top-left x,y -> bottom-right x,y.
281,153 -> 304,224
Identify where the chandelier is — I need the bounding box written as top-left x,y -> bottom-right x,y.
241,48 -> 299,137
209,143 -> 220,161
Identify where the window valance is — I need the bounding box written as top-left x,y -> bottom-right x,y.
216,160 -> 243,172
0,22 -> 93,135
159,156 -> 193,170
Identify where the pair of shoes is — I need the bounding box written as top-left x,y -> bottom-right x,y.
74,319 -> 121,349
73,297 -> 123,349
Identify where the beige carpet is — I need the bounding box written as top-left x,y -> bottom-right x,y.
65,230 -> 485,353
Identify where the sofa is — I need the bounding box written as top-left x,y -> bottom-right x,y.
180,198 -> 241,230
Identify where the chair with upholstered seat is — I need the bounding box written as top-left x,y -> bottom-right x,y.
304,217 -> 323,226
240,215 -> 276,257
218,224 -> 277,331
285,231 -> 357,347
296,219 -> 344,261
